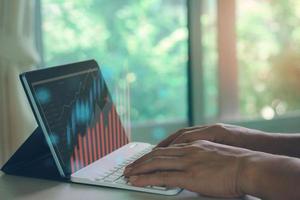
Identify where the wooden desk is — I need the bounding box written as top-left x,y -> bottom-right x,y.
0,172 -> 260,200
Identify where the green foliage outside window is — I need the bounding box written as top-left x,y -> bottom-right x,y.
42,0 -> 188,124
237,0 -> 300,119
43,0 -> 300,123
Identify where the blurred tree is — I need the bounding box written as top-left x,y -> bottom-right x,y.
42,0 -> 188,123
237,0 -> 300,119
43,0 -> 300,123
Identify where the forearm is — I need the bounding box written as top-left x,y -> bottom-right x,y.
239,129 -> 300,158
269,133 -> 300,158
240,152 -> 300,200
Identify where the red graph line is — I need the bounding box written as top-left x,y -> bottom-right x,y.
87,128 -> 92,164
115,107 -> 120,149
123,120 -> 128,145
100,113 -> 105,157
112,106 -> 116,151
105,126 -> 109,154
120,117 -> 125,146
70,155 -> 75,173
111,109 -> 115,151
116,109 -> 121,147
92,127 -> 97,162
109,111 -> 112,153
83,134 -> 88,166
78,133 -> 83,168
96,121 -> 101,158
70,105 -> 130,173
74,147 -> 79,170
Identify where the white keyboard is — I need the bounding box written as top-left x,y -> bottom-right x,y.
71,142 -> 181,195
93,146 -> 168,190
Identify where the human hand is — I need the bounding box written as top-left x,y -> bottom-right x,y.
124,140 -> 254,198
156,123 -> 267,152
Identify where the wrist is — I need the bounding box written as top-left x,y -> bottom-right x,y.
237,151 -> 300,199
239,129 -> 279,153
237,151 -> 269,198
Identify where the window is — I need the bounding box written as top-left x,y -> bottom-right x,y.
192,0 -> 300,131
237,0 -> 300,120
40,0 -> 189,141
38,0 -> 300,140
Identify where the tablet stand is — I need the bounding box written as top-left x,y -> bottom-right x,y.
1,127 -> 67,181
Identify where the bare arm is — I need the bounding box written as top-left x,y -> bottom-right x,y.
124,141 -> 300,200
241,152 -> 300,200
156,124 -> 300,158
240,132 -> 300,158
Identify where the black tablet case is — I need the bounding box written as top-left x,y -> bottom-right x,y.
2,60 -> 93,182
1,127 -> 67,181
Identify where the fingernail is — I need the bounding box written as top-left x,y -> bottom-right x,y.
124,167 -> 132,175
129,176 -> 138,183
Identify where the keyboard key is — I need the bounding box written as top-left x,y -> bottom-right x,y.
115,177 -> 128,184
115,170 -> 122,175
94,177 -> 104,181
94,147 -> 155,186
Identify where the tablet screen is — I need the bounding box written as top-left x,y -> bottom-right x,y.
22,60 -> 129,176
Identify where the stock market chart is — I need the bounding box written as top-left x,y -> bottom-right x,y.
32,67 -> 129,174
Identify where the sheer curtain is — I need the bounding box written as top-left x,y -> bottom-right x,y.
0,0 -> 39,166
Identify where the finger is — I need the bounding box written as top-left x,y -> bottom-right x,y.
155,126 -> 208,148
156,125 -> 208,148
128,171 -> 186,188
125,156 -> 186,176
125,147 -> 187,170
155,130 -> 185,148
169,127 -> 215,146
169,143 -> 189,147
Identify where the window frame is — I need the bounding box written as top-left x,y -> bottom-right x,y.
34,0 -> 44,67
212,0 -> 300,133
187,0 -> 205,126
